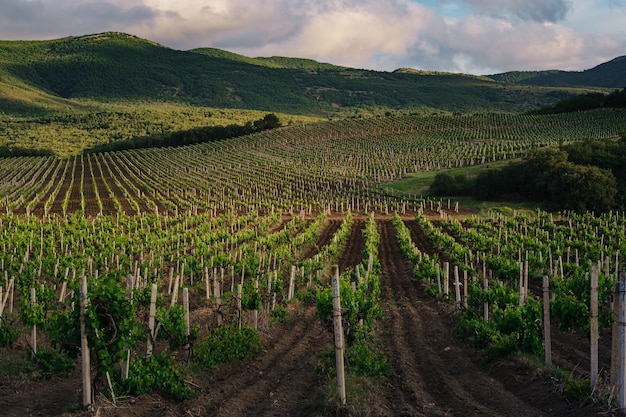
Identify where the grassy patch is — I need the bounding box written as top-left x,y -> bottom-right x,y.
380,158 -> 547,213
0,350 -> 35,385
382,159 -> 522,197
0,103 -> 322,156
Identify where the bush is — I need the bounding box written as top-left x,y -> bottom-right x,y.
34,348 -> 75,379
156,305 -> 198,350
0,317 -> 20,347
121,353 -> 193,400
270,305 -> 288,323
455,283 -> 543,360
429,172 -> 472,196
564,377 -> 591,403
346,337 -> 388,377
194,325 -> 262,371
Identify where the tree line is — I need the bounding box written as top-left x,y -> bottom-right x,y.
0,146 -> 54,157
430,133 -> 626,213
84,113 -> 282,154
530,88 -> 626,114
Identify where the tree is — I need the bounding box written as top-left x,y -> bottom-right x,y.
253,113 -> 281,131
429,172 -> 458,196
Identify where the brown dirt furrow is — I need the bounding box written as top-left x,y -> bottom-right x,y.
337,219 -> 365,274
549,325 -> 612,381
177,303 -> 329,417
66,157 -> 84,213
91,155 -> 117,215
376,219 -> 547,417
112,163 -> 151,214
82,157 -> 100,216
49,159 -> 73,214
100,155 -> 136,215
0,374 -> 80,417
13,158 -> 56,215
526,278 -> 612,381
299,219 -> 343,260
31,159 -> 65,216
405,219 -> 448,261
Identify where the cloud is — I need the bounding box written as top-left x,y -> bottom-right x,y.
442,16 -> 622,71
0,0 -> 624,75
455,0 -> 572,22
0,0 -> 157,38
134,0 -> 624,73
247,1 -> 439,68
138,0 -> 439,69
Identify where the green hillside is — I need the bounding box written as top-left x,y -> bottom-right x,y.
189,48 -> 344,70
487,56 -> 626,88
0,32 -> 598,118
1,32 -> 623,156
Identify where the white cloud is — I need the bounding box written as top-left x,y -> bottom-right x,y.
442,16 -> 621,71
236,1 -> 439,68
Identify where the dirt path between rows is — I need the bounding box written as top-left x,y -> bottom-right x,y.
170,303 -> 329,417
372,219 -> 611,417
0,216 -> 617,417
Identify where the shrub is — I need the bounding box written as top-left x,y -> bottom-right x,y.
194,325 -> 262,371
121,353 -> 193,400
0,317 -> 20,347
34,348 -> 75,379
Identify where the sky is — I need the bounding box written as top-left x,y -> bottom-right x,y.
0,0 -> 624,75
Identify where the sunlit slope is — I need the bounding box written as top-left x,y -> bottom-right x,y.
0,32 -> 601,117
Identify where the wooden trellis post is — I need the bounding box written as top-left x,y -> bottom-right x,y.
463,271 -> 468,309
617,280 -> 626,410
483,276 -> 489,321
331,265 -> 346,405
454,265 -> 461,308
237,284 -> 243,329
170,275 -> 180,307
183,288 -> 190,336
288,265 -> 296,300
204,267 -> 211,299
30,288 -> 37,358
147,283 -> 157,356
443,262 -> 449,296
612,280 -> 620,393
590,265 -> 599,389
543,276 -> 551,366
436,263 -> 442,294
79,276 -> 92,408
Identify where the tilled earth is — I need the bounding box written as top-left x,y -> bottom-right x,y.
0,215 -> 619,416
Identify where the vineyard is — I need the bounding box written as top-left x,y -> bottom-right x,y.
1,109 -> 626,416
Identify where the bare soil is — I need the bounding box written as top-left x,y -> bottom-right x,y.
0,216 -> 619,417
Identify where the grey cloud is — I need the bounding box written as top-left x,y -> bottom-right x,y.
0,0 -> 158,38
69,2 -> 158,26
459,0 -> 572,22
0,0 -> 43,21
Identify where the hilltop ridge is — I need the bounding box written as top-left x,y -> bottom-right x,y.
0,32 -> 617,118
486,55 -> 626,87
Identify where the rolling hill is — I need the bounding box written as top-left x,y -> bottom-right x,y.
1,32 -> 624,156
0,32 -> 608,118
487,55 -> 626,88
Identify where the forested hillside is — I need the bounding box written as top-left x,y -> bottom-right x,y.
430,131 -> 626,213
0,32 -> 606,118
487,56 -> 626,88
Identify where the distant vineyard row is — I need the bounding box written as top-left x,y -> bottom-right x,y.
1,109 -> 625,217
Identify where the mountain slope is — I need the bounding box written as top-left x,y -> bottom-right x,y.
487,56 -> 626,88
0,32 -> 600,117
189,47 -> 344,70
